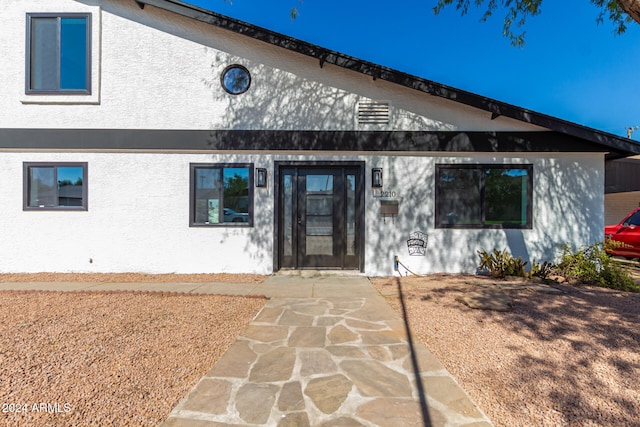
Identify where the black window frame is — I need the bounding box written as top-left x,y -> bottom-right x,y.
23,162 -> 88,211
189,163 -> 254,227
25,13 -> 92,95
435,164 -> 533,229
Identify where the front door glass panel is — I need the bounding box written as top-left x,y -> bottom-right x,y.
346,174 -> 356,256
283,174 -> 293,257
305,175 -> 334,256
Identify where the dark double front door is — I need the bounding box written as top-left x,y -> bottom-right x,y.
278,164 -> 363,270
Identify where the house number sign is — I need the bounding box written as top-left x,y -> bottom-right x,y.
373,189 -> 397,198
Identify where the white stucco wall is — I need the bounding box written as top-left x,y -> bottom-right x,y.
0,0 -> 608,275
365,152 -> 605,276
0,0 -> 545,133
0,151 -> 604,275
0,151 -> 274,274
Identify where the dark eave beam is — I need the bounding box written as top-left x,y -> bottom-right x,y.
1,129 -> 636,160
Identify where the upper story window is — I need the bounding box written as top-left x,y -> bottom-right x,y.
190,164 -> 254,226
24,162 -> 88,211
26,13 -> 91,94
435,164 -> 533,229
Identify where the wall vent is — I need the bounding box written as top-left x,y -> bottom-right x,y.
358,100 -> 390,125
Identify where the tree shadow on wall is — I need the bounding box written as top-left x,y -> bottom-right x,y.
85,0 -> 607,274
378,155 -> 603,275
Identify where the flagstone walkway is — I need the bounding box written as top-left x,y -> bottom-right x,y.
159,274 -> 493,426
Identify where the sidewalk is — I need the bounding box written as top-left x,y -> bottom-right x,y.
164,274 -> 493,426
0,274 -> 493,426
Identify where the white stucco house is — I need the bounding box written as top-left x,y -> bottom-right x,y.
1,0 -> 639,276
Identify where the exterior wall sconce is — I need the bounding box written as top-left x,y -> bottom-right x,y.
372,168 -> 383,188
256,168 -> 267,188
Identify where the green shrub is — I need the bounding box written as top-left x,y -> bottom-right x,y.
556,242 -> 639,292
530,259 -> 554,279
477,243 -> 639,292
477,248 -> 528,278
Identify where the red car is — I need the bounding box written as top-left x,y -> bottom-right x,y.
605,208 -> 640,259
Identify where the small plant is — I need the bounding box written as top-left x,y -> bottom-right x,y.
477,248 -> 528,278
556,242 -> 639,292
530,259 -> 554,279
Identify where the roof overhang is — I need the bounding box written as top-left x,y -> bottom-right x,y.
0,129 -> 629,159
132,0 -> 640,158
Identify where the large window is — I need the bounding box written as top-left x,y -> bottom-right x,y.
26,13 -> 91,94
24,162 -> 88,210
190,164 -> 253,226
435,164 -> 532,229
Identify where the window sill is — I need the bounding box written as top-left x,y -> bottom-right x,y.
24,207 -> 88,211
20,93 -> 100,105
436,225 -> 532,230
190,223 -> 253,227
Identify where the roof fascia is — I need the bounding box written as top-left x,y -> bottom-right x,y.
134,0 -> 640,156
0,128 -> 630,159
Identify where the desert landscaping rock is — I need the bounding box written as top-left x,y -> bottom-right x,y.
181,379 -> 232,414
319,416 -> 366,426
304,374 -> 352,414
288,326 -> 326,347
243,324 -> 289,343
457,287 -> 513,311
326,345 -> 367,358
366,345 -> 393,361
277,381 -> 306,411
459,280 -> 567,312
345,318 -> 387,330
278,411 -> 310,427
206,340 -> 257,378
327,324 -> 359,343
424,376 -> 486,418
235,383 -> 279,424
525,284 -> 564,294
299,350 -> 338,376
278,309 -> 315,326
5,271 -> 635,426
372,274 -> 640,426
356,398 -> 424,427
248,347 -> 296,382
340,360 -> 413,397
0,288 -> 265,427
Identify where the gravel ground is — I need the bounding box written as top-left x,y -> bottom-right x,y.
372,275 -> 640,427
0,277 -> 265,427
2,272 -> 638,426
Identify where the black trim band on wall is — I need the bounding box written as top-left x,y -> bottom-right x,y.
0,129 -> 630,159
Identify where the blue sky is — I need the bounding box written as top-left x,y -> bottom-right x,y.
185,0 -> 640,141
